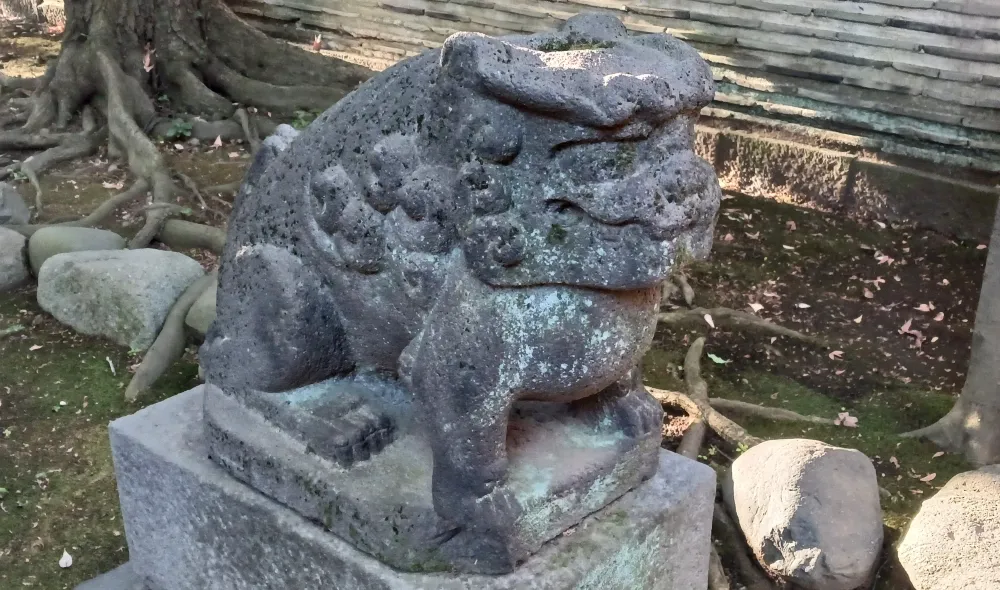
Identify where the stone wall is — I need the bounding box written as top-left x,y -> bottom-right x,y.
229,0 -> 1000,174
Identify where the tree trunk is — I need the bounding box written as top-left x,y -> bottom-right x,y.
6,0 -> 370,246
904,200 -> 1000,465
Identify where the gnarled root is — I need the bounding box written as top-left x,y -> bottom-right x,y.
659,307 -> 829,348
156,219 -> 227,255
3,180 -> 149,237
677,337 -> 711,459
648,386 -> 763,450
125,271 -> 217,401
709,399 -> 833,425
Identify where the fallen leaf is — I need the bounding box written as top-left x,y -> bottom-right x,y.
228,152 -> 240,159
863,288 -> 874,299
899,319 -> 913,335
834,412 -> 859,428
916,304 -> 931,312
890,456 -> 900,468
977,244 -> 987,250
745,231 -> 760,240
782,245 -> 796,251
29,344 -> 42,351
795,303 -> 811,309
704,314 -> 715,329
173,143 -> 185,150
920,473 -> 937,483
829,350 -> 844,360
59,550 -> 73,568
212,135 -> 223,148
106,356 -> 116,376
874,220 -> 886,229
854,315 -> 863,324
932,452 -> 944,458
749,302 -> 764,313
311,33 -> 323,51
142,45 -> 155,73
941,279 -> 950,286
707,353 -> 731,365
786,220 -> 797,231
101,180 -> 124,190
934,312 -> 944,322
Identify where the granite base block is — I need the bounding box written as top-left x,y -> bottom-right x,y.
88,386 -> 715,589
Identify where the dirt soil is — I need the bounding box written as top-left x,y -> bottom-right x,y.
0,21 -> 989,590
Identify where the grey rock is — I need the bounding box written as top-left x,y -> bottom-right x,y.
28,226 -> 126,275
100,386 -> 716,590
201,12 -> 720,574
75,563 -> 144,590
37,249 -> 204,350
0,227 -> 29,292
724,439 -> 883,590
184,279 -> 217,338
0,182 -> 30,225
898,465 -> 1000,590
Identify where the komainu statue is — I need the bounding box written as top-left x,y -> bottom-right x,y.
200,13 -> 721,574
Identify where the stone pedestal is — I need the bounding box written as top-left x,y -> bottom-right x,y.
85,386 -> 715,590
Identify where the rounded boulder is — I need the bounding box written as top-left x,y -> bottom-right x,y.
28,226 -> 126,275
724,439 -> 883,590
898,465 -> 1000,590
37,249 -> 204,350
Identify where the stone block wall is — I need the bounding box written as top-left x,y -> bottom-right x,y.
229,0 -> 1000,175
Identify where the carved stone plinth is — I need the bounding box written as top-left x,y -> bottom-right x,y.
88,386 -> 715,590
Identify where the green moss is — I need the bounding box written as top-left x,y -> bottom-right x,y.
547,223 -> 568,245
537,35 -> 615,52
0,287 -> 199,588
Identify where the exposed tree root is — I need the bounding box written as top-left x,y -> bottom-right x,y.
678,337 -> 710,459
204,181 -> 240,195
648,386 -> 763,449
658,307 -> 829,348
157,219 -> 226,255
708,546 -> 732,590
709,399 -> 833,425
125,271 -> 216,401
21,127 -> 106,213
713,504 -> 777,590
234,107 -> 261,154
3,180 -> 149,238
177,172 -> 208,211
672,272 -> 695,307
0,324 -> 27,339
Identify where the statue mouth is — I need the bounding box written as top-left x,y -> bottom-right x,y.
543,198 -> 695,243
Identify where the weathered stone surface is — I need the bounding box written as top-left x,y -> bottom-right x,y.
0,227 -> 29,292
28,227 -> 126,274
104,386 -> 716,590
183,279 -> 216,337
75,563 -> 142,590
201,13 -> 721,574
898,465 -> 1000,590
724,439 -> 883,590
37,249 -> 204,350
849,159 -> 999,242
0,182 -> 30,225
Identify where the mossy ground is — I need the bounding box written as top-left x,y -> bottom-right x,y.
647,194 -> 986,589
0,288 -> 200,589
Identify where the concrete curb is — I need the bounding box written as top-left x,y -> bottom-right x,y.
695,126 -> 999,241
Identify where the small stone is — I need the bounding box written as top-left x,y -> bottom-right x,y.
28,226 -> 126,274
37,249 -> 204,350
898,465 -> 1000,589
0,227 -> 29,292
724,439 -> 883,590
0,182 -> 31,225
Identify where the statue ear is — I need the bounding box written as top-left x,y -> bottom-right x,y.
439,32 -> 515,87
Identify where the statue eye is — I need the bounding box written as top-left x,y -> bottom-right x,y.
472,124 -> 521,165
